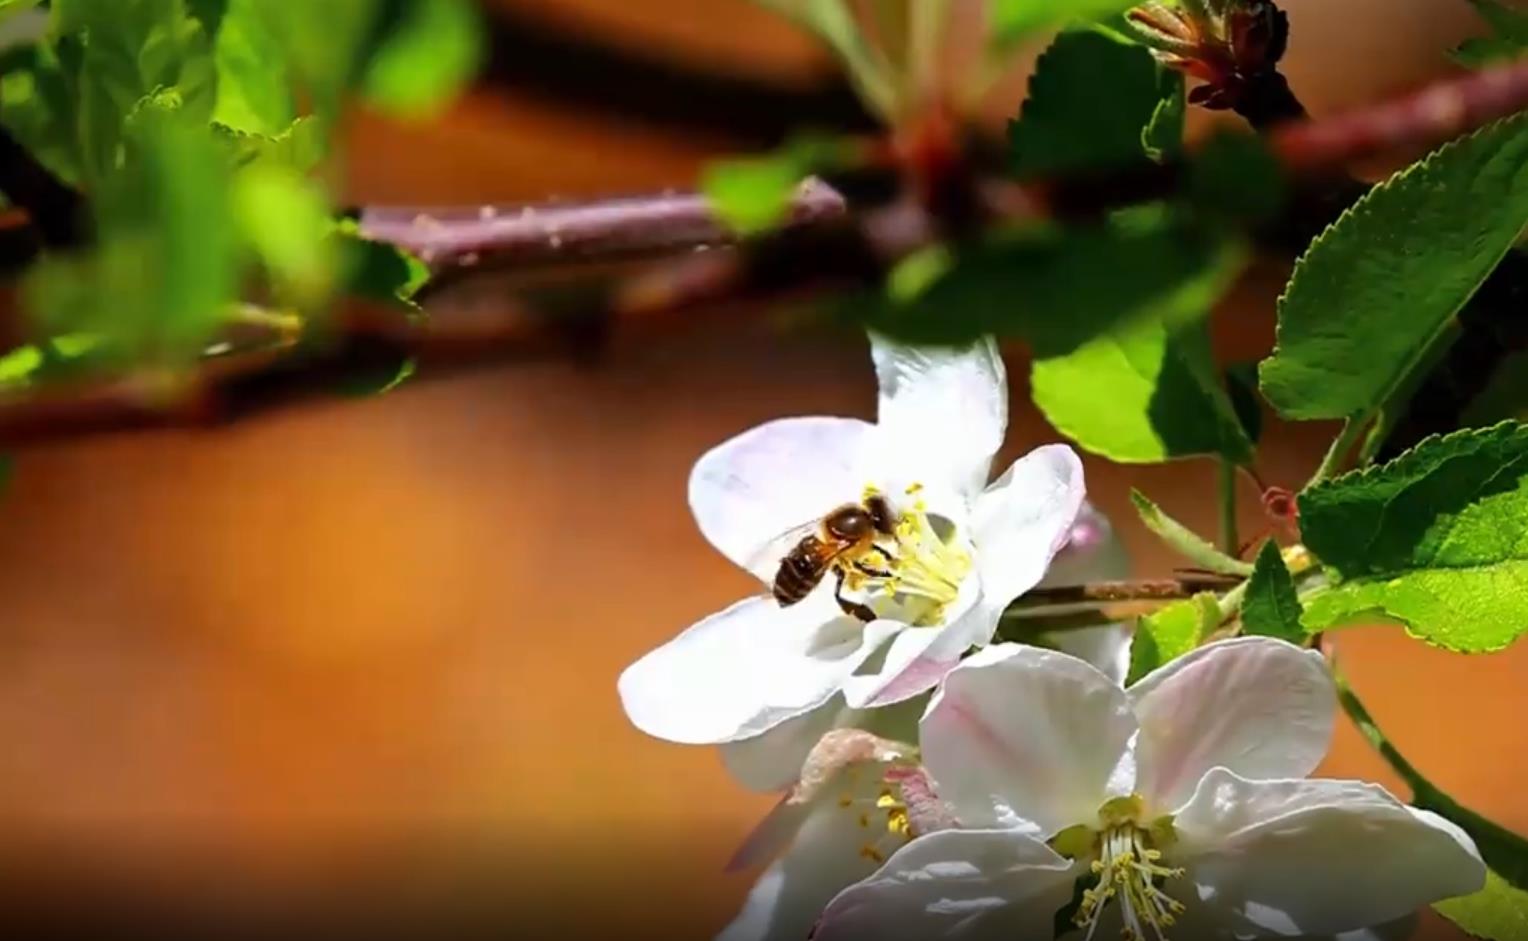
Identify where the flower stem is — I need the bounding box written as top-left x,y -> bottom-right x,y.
1004,577 -> 1242,619
1218,458 -> 1240,556
1310,418 -> 1366,485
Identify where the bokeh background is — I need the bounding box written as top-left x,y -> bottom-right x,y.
0,1 -> 1522,937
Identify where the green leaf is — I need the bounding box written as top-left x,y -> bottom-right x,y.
1130,489 -> 1253,576
332,220 -> 430,306
1260,114 -> 1528,421
233,163 -> 335,308
1453,0 -> 1528,67
362,0 -> 483,118
1188,131 -> 1287,225
1126,593 -> 1220,686
1008,29 -> 1182,179
1141,68 -> 1186,162
1437,870 -> 1528,941
1223,361 -> 1264,445
1033,317 -> 1254,464
1299,422 -> 1528,651
0,43 -> 84,184
1242,540 -> 1305,642
991,0 -> 1140,50
864,211 -> 1245,354
24,116 -> 238,360
210,0 -> 295,136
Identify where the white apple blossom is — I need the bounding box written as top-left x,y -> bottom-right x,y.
619,334 -> 1094,748
714,503 -> 1135,941
815,638 -> 1484,941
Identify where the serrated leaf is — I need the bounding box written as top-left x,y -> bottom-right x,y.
1126,593 -> 1219,686
1009,29 -> 1181,179
1299,422 -> 1528,651
1260,114 -> 1528,421
1437,870 -> 1528,941
1130,490 -> 1253,576
864,211 -> 1245,354
1033,317 -> 1254,464
1242,540 -> 1305,642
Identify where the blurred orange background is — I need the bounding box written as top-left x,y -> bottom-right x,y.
0,1 -> 1522,937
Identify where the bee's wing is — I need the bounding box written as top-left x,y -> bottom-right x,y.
741,517 -> 823,581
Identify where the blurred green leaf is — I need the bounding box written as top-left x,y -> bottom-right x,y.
1127,593 -> 1219,685
1009,28 -> 1181,179
0,42 -> 84,184
1242,541 -> 1305,642
26,116 -> 238,360
233,163 -> 335,308
1453,0 -> 1528,67
991,0 -> 1140,51
1033,317 -> 1254,464
332,219 -> 430,306
1187,131 -> 1286,224
210,0 -> 295,135
1130,489 -> 1253,576
703,137 -> 849,235
1223,361 -> 1264,445
1260,115 -> 1528,421
1299,421 -> 1528,652
363,0 -> 483,118
1437,870 -> 1528,941
864,211 -> 1245,355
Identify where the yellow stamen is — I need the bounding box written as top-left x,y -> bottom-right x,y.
1073,798 -> 1187,941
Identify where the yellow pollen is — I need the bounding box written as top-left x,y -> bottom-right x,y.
1072,799 -> 1187,941
859,845 -> 885,864
838,774 -> 917,866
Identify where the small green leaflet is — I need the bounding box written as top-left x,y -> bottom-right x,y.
1009,28 -> 1184,179
1126,593 -> 1219,686
1260,114 -> 1528,421
1454,0 -> 1528,68
211,0 -> 296,136
703,137 -> 850,236
1033,318 -> 1254,464
1242,541 -> 1305,642
1299,422 -> 1528,651
1437,871 -> 1528,941
864,210 -> 1244,355
1130,490 -> 1253,576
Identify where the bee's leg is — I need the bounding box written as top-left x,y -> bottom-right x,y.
852,560 -> 893,579
833,566 -> 877,623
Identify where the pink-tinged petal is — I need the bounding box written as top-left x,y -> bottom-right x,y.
720,769 -> 904,941
618,593 -> 900,745
689,416 -> 876,581
871,333 -> 1007,501
841,626 -> 947,709
1041,500 -> 1131,586
970,446 -> 1086,610
920,644 -> 1134,834
813,829 -> 1077,941
840,577 -> 987,709
1173,769 -> 1485,937
721,698 -> 862,793
1051,623 -> 1132,687
1130,637 -> 1335,814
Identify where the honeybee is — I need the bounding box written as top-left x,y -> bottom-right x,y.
764,495 -> 898,623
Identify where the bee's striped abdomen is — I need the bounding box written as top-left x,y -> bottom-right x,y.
773,537 -> 828,606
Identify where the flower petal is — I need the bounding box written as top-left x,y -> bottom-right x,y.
690,416 -> 876,580
840,574 -> 987,709
1038,503 -> 1133,684
721,697 -> 860,792
618,593 -> 900,744
719,774 -> 893,941
920,644 -> 1135,834
1173,769 -> 1485,937
1130,637 -> 1335,813
814,829 -> 1076,941
871,333 -> 1007,500
970,446 -> 1086,609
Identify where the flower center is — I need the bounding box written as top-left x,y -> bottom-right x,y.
843,484 -> 972,627
1059,796 -> 1187,941
835,768 -> 917,865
